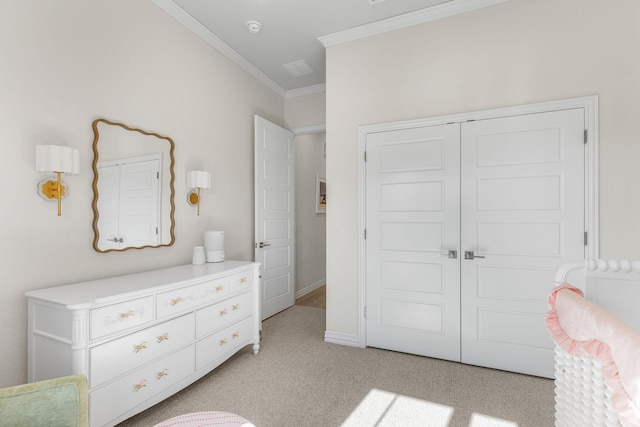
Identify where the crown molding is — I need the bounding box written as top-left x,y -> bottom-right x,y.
318,0 -> 510,48
285,84 -> 327,99
151,0 -> 286,97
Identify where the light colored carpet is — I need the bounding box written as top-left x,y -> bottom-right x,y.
117,305 -> 555,427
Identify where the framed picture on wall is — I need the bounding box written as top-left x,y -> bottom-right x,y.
316,174 -> 326,214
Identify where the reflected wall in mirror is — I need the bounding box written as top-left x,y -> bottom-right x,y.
91,118 -> 175,252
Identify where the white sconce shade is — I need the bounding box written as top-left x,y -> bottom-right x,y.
187,170 -> 211,189
36,145 -> 80,175
35,144 -> 80,216
186,171 -> 211,216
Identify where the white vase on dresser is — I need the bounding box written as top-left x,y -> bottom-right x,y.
26,260 -> 261,427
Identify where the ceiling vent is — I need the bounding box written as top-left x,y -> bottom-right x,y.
283,60 -> 315,77
368,0 -> 389,4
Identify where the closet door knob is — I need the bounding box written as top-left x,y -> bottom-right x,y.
464,251 -> 485,260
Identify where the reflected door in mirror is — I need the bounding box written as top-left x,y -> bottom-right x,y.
97,155 -> 161,250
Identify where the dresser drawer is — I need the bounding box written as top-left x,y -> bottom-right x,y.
90,296 -> 154,340
90,345 -> 195,427
156,277 -> 229,318
196,316 -> 254,371
195,291 -> 253,339
89,313 -> 195,388
229,269 -> 253,293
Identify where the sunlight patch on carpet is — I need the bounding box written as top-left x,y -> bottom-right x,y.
341,389 -> 518,427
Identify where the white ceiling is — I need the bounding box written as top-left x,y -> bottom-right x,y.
151,0 -> 506,96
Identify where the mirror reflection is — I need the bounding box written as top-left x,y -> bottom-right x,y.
91,118 -> 175,252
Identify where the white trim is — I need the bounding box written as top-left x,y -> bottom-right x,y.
151,0 -> 286,97
318,0 -> 510,48
286,84 -> 327,99
324,331 -> 363,348
292,124 -> 326,136
357,95 -> 599,349
295,279 -> 326,299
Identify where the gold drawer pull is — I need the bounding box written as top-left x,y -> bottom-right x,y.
215,285 -> 224,292
156,369 -> 169,380
232,304 -> 239,311
119,311 -> 135,320
219,308 -> 227,316
240,277 -> 247,284
133,380 -> 147,392
232,332 -> 239,339
219,338 -> 227,346
170,297 -> 183,306
133,341 -> 148,353
157,333 -> 169,343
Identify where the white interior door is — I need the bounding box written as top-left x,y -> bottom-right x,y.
364,108 -> 586,377
96,164 -> 120,250
460,109 -> 585,378
365,124 -> 461,361
254,115 -> 295,320
118,159 -> 160,248
96,156 -> 160,249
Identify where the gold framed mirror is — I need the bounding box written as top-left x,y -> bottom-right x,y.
91,118 -> 175,252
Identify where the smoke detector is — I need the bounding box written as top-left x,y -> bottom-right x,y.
247,20 -> 262,34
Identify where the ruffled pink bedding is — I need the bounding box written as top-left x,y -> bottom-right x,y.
546,285 -> 640,427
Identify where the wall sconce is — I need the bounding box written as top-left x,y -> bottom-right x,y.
35,145 -> 80,216
186,170 -> 211,216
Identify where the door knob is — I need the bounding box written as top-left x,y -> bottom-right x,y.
439,250 -> 458,259
464,251 -> 485,260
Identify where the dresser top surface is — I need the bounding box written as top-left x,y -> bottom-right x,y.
26,261 -> 258,307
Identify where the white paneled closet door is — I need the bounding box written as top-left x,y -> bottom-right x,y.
364,108 -> 586,377
365,124 -> 462,361
460,109 -> 585,378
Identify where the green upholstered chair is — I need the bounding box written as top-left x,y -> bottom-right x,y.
0,375 -> 88,427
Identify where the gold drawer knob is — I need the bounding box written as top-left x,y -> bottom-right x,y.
232,332 -> 239,339
119,311 -> 135,320
133,380 -> 147,392
219,338 -> 227,346
156,369 -> 169,380
170,297 -> 183,306
215,285 -> 224,292
220,309 -> 227,316
232,304 -> 239,311
133,341 -> 148,353
157,333 -> 169,343
240,277 -> 247,284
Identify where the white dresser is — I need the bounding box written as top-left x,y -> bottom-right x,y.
26,261 -> 260,427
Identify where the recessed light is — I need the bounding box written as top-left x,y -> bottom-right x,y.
247,20 -> 262,34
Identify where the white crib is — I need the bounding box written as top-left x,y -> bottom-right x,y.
552,259 -> 640,427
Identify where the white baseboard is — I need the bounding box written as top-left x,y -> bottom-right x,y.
324,331 -> 363,348
295,279 -> 326,299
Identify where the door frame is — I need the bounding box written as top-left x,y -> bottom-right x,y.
357,95 -> 599,348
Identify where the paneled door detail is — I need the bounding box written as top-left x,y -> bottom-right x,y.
365,124 -> 461,361
254,115 -> 295,320
460,109 -> 585,377
97,156 -> 160,250
364,108 -> 586,377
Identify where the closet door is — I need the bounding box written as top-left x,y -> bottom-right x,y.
365,124 -> 461,361
460,109 -> 585,378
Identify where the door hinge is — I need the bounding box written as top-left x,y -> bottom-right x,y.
584,231 -> 588,246
364,151 -> 367,162
157,171 -> 160,179
584,130 -> 588,144
364,306 -> 367,318
364,228 -> 367,240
